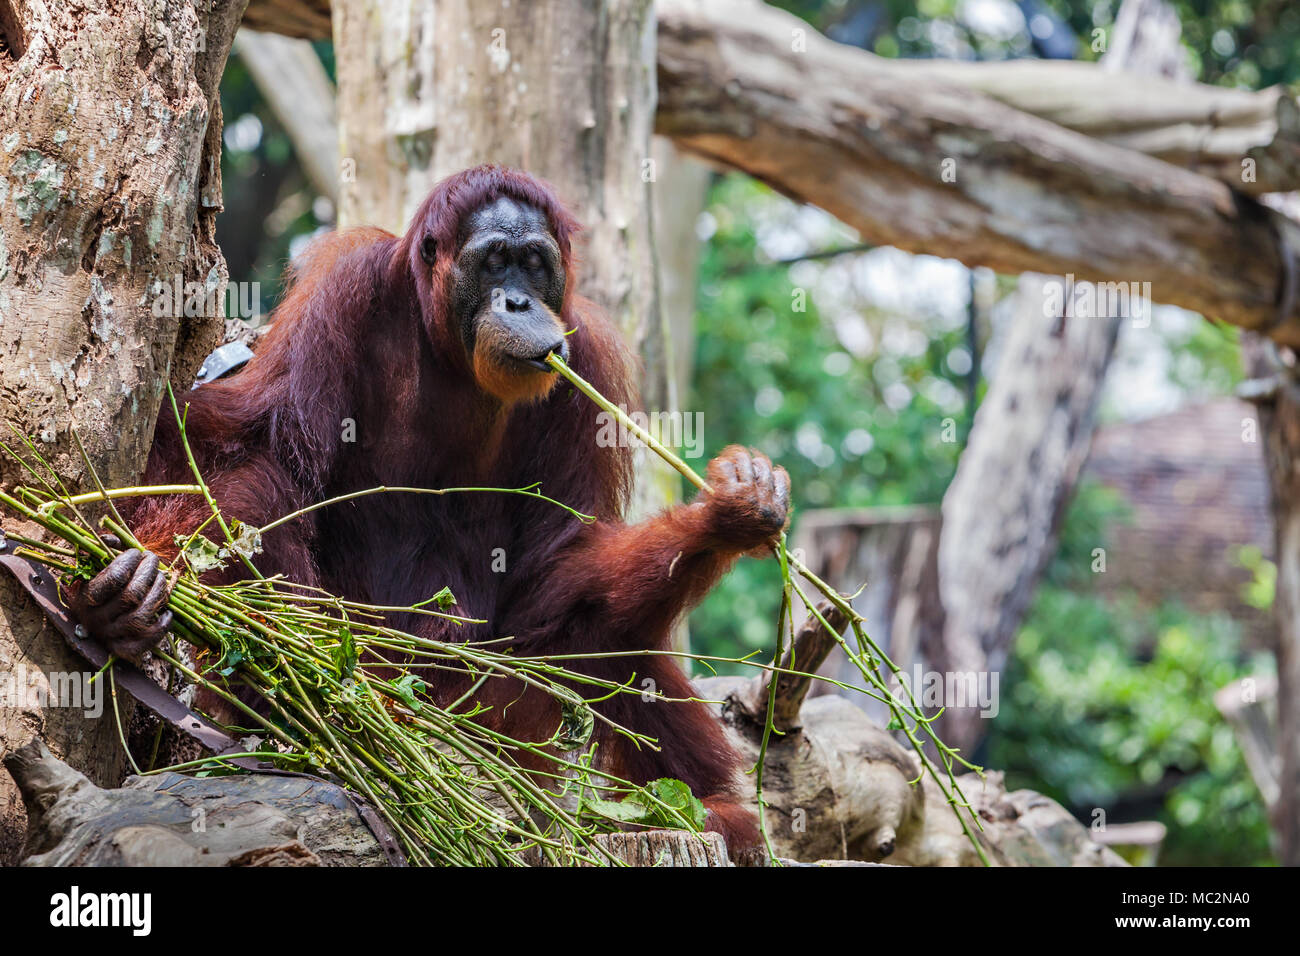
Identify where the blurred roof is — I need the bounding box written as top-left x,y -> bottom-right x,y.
1084,397 -> 1272,642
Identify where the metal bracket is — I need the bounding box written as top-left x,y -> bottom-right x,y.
193,341 -> 255,387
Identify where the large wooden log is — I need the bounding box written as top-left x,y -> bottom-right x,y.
700,674 -> 1127,866
655,0 -> 1300,347
893,60 -> 1298,197
5,740 -> 388,866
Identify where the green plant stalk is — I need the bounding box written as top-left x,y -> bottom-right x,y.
753,532 -> 794,865
546,351 -> 990,865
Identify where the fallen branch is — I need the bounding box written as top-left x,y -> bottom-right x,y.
728,600 -> 849,733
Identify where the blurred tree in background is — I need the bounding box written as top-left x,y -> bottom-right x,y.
215,43 -> 335,316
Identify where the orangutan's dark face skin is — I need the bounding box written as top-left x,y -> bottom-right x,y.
449,198 -> 569,403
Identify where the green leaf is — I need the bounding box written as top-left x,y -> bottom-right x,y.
333,626 -> 358,679
177,533 -> 226,573
644,777 -> 708,830
580,777 -> 707,831
387,673 -> 427,713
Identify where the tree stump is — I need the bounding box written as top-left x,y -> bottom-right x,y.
558,831 -> 730,867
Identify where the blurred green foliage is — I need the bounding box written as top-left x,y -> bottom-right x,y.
1166,318 -> 1245,396
686,174 -> 969,660
991,587 -> 1274,865
988,487 -> 1275,865
775,0 -> 1300,88
1235,544 -> 1277,612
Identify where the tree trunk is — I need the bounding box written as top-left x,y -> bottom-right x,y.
0,0 -> 243,863
1242,337 -> 1300,866
786,0 -> 1184,753
934,276 -> 1123,747
929,0 -> 1193,752
650,137 -> 711,656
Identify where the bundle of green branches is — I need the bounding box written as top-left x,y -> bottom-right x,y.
1,364 -> 989,867
0,427 -> 711,867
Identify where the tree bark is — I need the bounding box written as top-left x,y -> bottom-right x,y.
1241,338 -> 1300,866
0,0 -> 243,863
548,830 -> 730,867
934,276 -> 1123,747
6,738 -> 387,866
880,60 -> 1296,197
332,0 -> 672,518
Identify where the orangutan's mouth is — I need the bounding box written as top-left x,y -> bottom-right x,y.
511,341 -> 567,373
